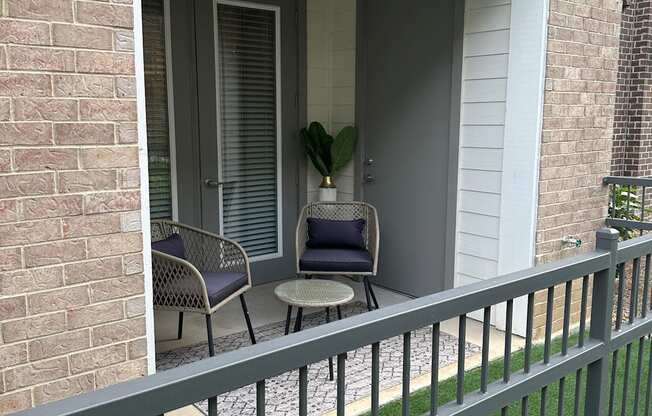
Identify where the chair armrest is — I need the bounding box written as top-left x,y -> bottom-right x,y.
151,251 -> 212,314
169,223 -> 251,285
367,206 -> 380,275
295,205 -> 309,273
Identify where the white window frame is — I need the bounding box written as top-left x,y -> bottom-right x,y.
164,0 -> 179,221
139,0 -> 179,222
214,0 -> 284,262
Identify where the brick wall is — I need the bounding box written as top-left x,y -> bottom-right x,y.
533,0 -> 622,338
611,0 -> 652,176
0,1 -> 147,413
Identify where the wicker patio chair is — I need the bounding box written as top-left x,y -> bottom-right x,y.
295,201 -> 380,310
150,220 -> 256,356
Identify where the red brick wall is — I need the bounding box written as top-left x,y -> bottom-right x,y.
0,1 -> 147,413
611,0 -> 652,176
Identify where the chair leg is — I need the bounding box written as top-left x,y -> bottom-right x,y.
177,312 -> 184,340
239,294 -> 256,345
284,305 -> 293,335
363,279 -> 373,312
205,314 -> 215,356
205,314 -> 217,416
366,277 -> 380,309
335,306 -> 348,360
325,307 -> 334,381
293,307 -> 304,332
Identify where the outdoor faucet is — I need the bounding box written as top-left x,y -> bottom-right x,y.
562,236 -> 582,248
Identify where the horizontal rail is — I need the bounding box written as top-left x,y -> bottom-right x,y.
14,250 -> 610,416
604,176 -> 652,237
611,314 -> 652,352
608,218 -> 652,232
603,176 -> 652,186
617,232 -> 652,262
437,340 -> 604,416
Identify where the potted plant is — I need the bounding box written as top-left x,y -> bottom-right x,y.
301,121 -> 357,201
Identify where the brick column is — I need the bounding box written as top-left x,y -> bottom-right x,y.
611,0 -> 652,176
0,1 -> 147,413
534,0 -> 622,338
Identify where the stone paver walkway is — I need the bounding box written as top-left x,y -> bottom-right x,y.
156,302 -> 480,416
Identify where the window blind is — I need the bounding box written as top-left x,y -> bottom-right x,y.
143,0 -> 173,219
218,3 -> 280,258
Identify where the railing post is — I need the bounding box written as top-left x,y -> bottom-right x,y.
584,228 -> 619,416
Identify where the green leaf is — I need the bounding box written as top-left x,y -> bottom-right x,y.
300,122 -> 358,177
331,126 -> 357,174
320,134 -> 334,173
301,122 -> 334,175
301,127 -> 329,176
308,122 -> 327,141
308,122 -> 333,173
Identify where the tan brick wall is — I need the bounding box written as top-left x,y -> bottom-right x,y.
533,0 -> 622,339
0,1 -> 147,413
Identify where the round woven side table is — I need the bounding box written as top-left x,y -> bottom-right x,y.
274,279 -> 354,380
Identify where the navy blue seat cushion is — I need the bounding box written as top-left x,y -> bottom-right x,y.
202,271 -> 248,307
152,233 -> 186,259
299,248 -> 373,272
306,218 -> 366,250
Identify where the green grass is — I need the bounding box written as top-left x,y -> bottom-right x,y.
370,333 -> 652,415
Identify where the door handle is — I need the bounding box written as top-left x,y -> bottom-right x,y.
204,179 -> 224,188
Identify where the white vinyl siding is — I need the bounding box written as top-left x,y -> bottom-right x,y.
496,0 -> 548,335
454,0 -> 548,336
455,0 -> 511,286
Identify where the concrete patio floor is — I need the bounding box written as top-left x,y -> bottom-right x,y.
154,277 -> 410,352
156,278 -> 524,415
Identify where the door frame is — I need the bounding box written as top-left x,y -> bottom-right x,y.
163,0 -> 179,222
354,0 -> 465,292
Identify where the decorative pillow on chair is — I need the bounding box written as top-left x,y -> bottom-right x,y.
306,218 -> 366,250
151,233 -> 186,259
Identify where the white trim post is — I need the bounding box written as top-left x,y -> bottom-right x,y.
133,0 -> 157,375
495,0 -> 550,336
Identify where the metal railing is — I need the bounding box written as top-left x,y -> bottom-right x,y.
14,228 -> 652,416
604,176 -> 652,236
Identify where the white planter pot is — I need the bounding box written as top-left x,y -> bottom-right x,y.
318,186 -> 337,202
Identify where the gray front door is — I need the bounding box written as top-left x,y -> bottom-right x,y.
178,0 -> 301,284
358,0 -> 463,296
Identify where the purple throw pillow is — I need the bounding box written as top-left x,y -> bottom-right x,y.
151,233 -> 186,259
306,218 -> 366,250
